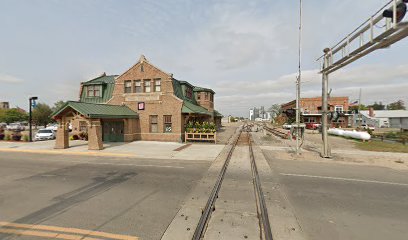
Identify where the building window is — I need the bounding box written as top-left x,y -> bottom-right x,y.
135,80 -> 142,93
86,85 -> 102,97
185,87 -> 192,99
205,92 -> 209,100
124,81 -> 132,93
210,93 -> 213,102
79,121 -> 88,132
164,115 -> 172,133
150,115 -> 158,133
144,80 -> 151,93
335,105 -> 344,112
197,93 -> 201,100
154,79 -> 161,92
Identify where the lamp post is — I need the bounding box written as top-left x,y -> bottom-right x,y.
29,96 -> 38,142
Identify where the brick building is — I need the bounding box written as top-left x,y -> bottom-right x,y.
52,55 -> 222,149
281,96 -> 353,128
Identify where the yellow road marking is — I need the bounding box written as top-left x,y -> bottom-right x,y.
0,222 -> 138,240
0,228 -> 102,240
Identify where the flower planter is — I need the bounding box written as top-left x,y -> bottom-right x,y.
185,132 -> 217,144
11,134 -> 22,141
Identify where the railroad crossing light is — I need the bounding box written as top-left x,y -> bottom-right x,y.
383,0 -> 408,23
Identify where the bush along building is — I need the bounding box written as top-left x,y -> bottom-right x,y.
51,55 -> 223,150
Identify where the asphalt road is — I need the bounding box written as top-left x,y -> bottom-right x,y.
0,152 -> 211,240
263,150 -> 408,240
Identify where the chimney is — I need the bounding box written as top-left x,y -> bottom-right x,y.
369,107 -> 375,117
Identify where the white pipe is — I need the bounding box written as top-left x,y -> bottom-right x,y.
328,128 -> 371,140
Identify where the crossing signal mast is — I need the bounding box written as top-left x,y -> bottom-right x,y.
318,0 -> 408,158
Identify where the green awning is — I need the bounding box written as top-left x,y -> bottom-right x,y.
51,101 -> 138,119
214,110 -> 223,117
182,101 -> 212,116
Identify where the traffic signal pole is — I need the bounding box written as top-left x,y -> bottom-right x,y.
318,0 -> 408,158
321,52 -> 331,158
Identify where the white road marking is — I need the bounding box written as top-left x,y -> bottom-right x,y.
280,173 -> 408,187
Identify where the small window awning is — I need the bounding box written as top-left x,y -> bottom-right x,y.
182,101 -> 212,116
51,101 -> 139,119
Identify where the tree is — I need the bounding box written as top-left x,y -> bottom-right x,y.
349,104 -> 368,112
387,100 -> 406,110
0,109 -> 28,124
32,103 -> 53,128
368,101 -> 385,110
52,100 -> 66,112
268,104 -> 283,122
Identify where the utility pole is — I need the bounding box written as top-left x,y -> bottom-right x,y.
321,49 -> 331,158
358,88 -> 362,127
295,0 -> 303,155
29,96 -> 38,142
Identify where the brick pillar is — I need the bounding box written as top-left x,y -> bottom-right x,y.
88,119 -> 103,150
55,119 -> 69,149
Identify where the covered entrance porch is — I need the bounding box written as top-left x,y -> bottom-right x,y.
51,101 -> 139,150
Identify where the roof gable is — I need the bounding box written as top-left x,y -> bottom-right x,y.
117,55 -> 171,80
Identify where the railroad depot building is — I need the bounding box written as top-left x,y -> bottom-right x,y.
52,55 -> 222,150
281,96 -> 353,128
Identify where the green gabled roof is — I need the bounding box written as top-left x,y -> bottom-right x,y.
182,101 -> 212,116
80,74 -> 117,104
193,86 -> 215,94
51,101 -> 138,119
81,74 -> 117,85
214,110 -> 223,117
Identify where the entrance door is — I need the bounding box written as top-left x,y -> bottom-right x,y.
103,121 -> 124,142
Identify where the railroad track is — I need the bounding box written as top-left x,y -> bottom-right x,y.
262,124 -> 289,139
192,125 -> 273,240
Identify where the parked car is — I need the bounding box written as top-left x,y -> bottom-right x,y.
35,129 -> 56,141
361,124 -> 375,131
306,122 -> 321,130
282,123 -> 292,130
0,122 -> 7,129
46,124 -> 59,131
6,123 -> 25,131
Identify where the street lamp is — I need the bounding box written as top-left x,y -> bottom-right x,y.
29,96 -> 38,142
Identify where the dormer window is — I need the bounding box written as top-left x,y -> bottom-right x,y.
185,87 -> 193,99
86,85 -> 102,97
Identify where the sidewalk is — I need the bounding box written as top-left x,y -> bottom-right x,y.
0,140 -> 224,161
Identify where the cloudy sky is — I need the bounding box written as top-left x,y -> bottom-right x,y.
1,0 -> 407,117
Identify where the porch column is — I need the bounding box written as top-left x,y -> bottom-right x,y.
55,118 -> 69,149
88,119 -> 103,150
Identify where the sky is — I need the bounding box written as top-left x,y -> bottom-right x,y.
1,0 -> 408,117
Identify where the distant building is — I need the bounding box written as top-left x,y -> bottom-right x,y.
249,106 -> 272,121
358,109 -> 408,130
0,102 -> 9,109
281,96 -> 353,128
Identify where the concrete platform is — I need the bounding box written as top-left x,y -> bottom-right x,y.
0,140 -> 224,161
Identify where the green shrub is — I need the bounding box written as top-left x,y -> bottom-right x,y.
5,134 -> 11,141
23,135 -> 29,142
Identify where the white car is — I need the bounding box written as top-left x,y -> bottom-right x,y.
7,123 -> 25,131
35,129 -> 56,141
282,123 -> 292,130
46,124 -> 59,131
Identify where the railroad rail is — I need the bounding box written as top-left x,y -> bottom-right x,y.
192,125 -> 273,240
263,125 -> 290,139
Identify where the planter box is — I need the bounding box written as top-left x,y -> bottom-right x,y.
185,132 -> 216,144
